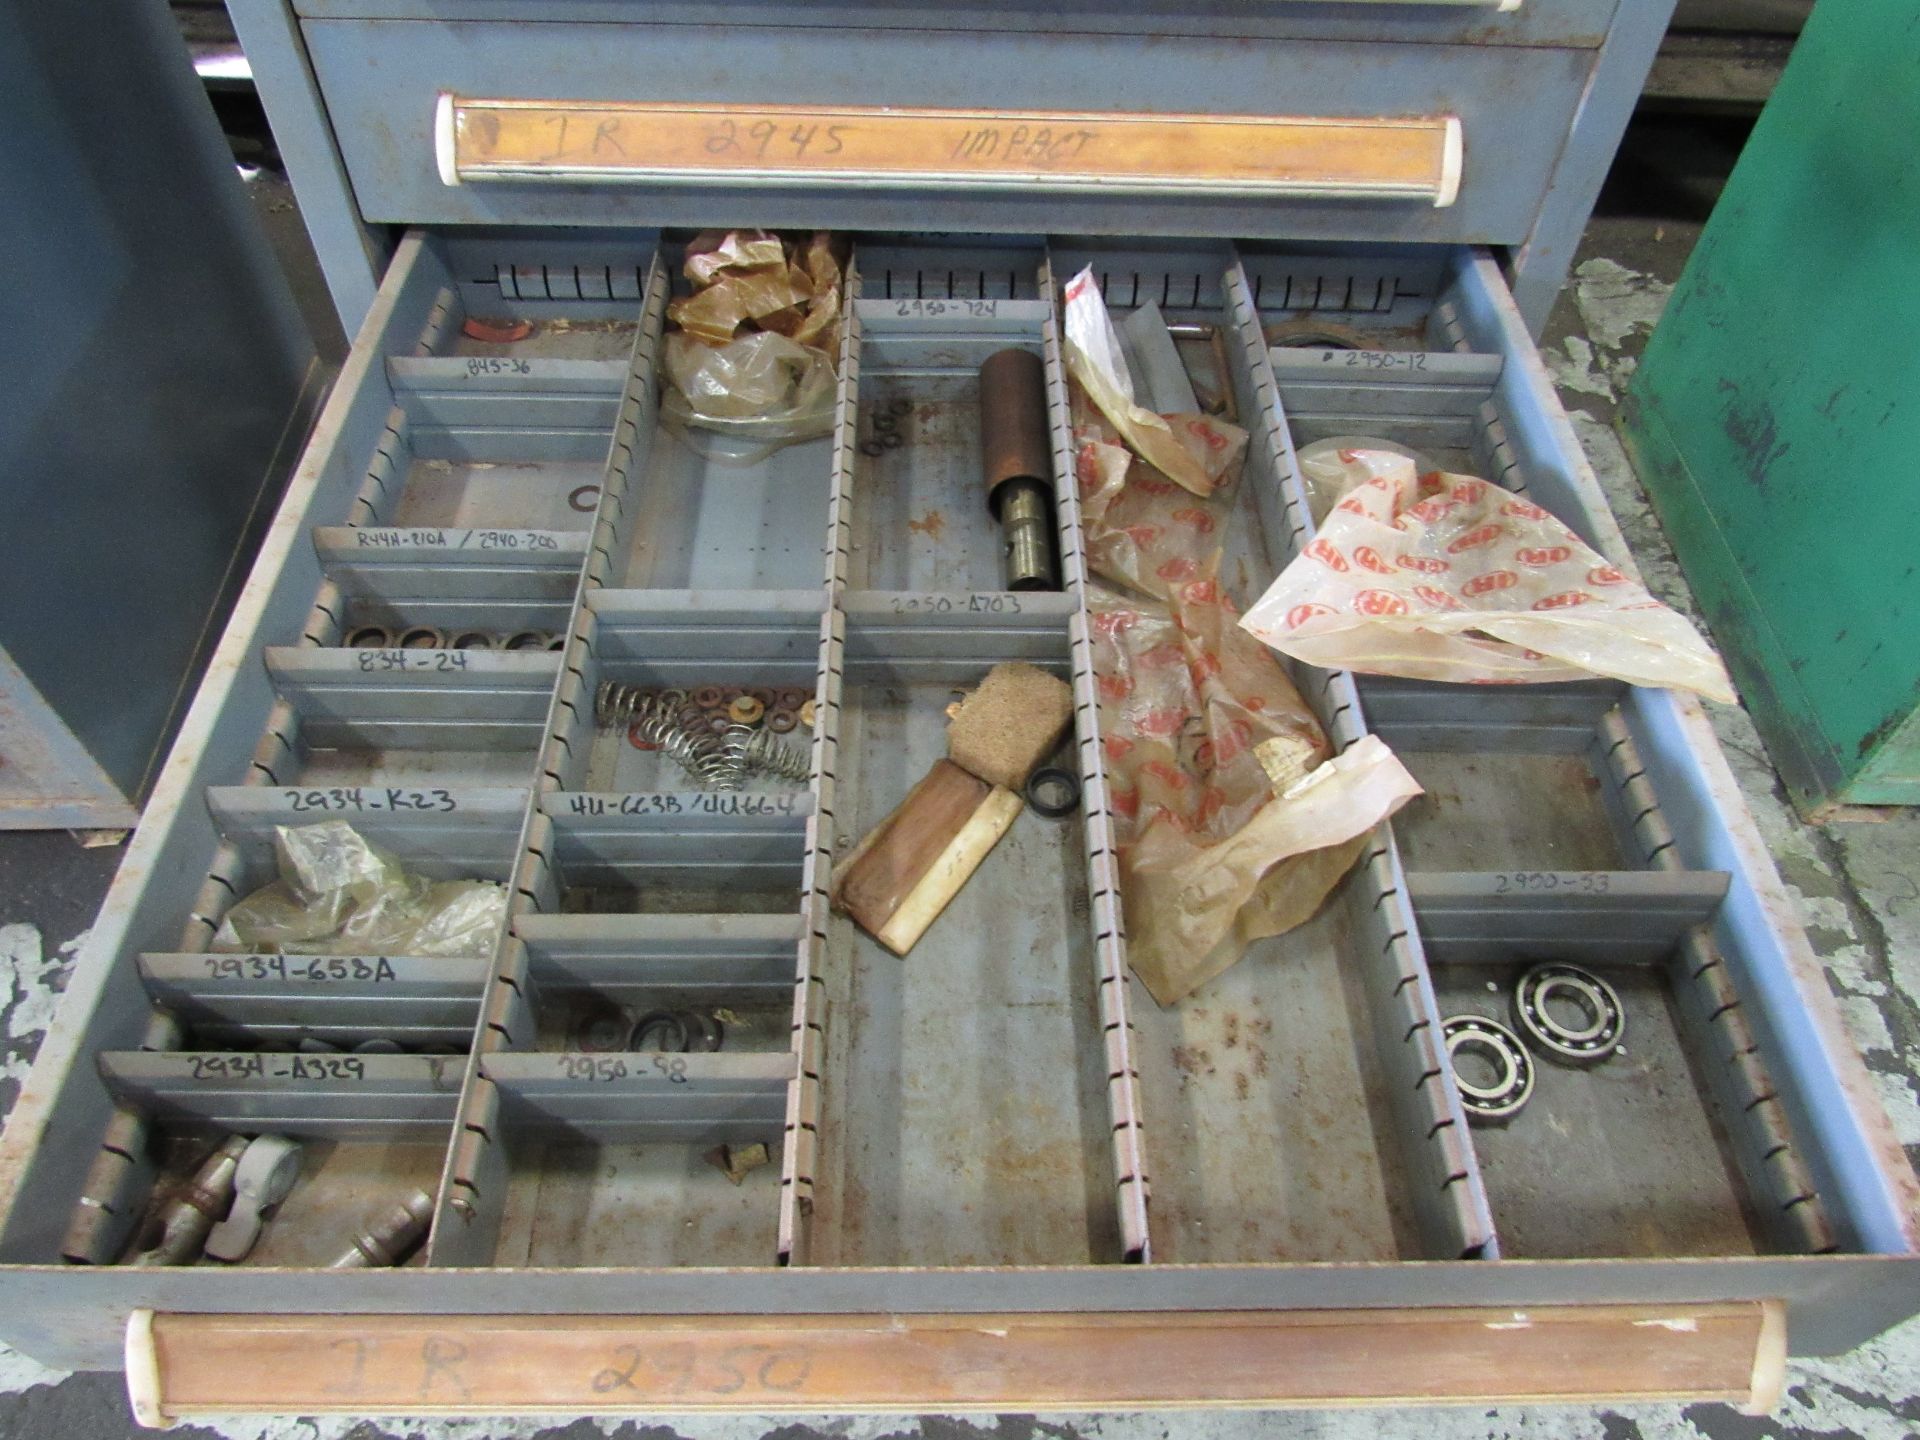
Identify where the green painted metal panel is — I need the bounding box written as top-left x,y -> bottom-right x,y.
1620,0 -> 1920,813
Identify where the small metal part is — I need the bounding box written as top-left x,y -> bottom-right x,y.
889,397 -> 913,418
995,481 -> 1057,593
1025,765 -> 1082,818
694,685 -> 725,709
461,316 -> 534,344
203,1135 -> 302,1264
978,348 -> 1059,591
352,1038 -> 405,1054
880,430 -> 904,449
767,707 -> 798,733
503,630 -> 550,651
1442,1015 -> 1535,1125
396,625 -> 444,650
729,695 -> 765,726
568,484 -> 602,513
1512,963 -> 1625,1066
330,1189 -> 435,1269
748,687 -> 776,707
704,1141 -> 771,1186
859,439 -> 885,458
573,1003 -> 630,1053
776,687 -> 808,710
547,633 -> 566,651
682,1011 -> 725,1053
733,725 -> 811,784
628,1010 -> 691,1053
343,624 -> 392,650
800,698 -> 817,729
660,688 -> 689,707
132,1135 -> 250,1266
1161,322 -> 1238,421
449,630 -> 496,650
872,412 -> 897,433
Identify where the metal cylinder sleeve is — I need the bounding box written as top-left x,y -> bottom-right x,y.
1442,1014 -> 1535,1124
1512,962 -> 1624,1066
978,348 -> 1059,591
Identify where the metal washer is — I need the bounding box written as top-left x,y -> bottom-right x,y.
1512,962 -> 1624,1066
1441,1014 -> 1535,1124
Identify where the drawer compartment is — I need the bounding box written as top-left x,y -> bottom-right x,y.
806,630 -> 1122,1268
0,229 -> 1911,1409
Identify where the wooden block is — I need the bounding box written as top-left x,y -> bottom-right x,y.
829,759 -> 989,941
127,1300 -> 1787,1420
875,785 -> 1024,955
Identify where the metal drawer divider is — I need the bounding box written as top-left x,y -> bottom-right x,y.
428,255 -> 740,1264
1217,253 -> 1497,1259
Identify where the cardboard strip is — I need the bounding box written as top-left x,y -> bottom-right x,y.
437,97 -> 1463,207
130,1301 -> 1784,1421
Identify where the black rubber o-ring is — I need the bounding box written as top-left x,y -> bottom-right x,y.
568,484 -> 602,513
1025,765 -> 1081,818
628,1010 -> 690,1053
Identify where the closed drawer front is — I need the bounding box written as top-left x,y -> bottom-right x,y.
305,20 -> 1593,244
0,227 -> 1911,1416
290,0 -> 1622,50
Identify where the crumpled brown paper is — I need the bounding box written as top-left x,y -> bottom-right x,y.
1068,282 -> 1420,1005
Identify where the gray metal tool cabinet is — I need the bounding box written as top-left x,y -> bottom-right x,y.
0,0 -> 1916,1421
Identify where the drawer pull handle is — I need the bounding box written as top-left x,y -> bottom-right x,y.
435,97 -> 1464,208
127,1300 -> 1782,1423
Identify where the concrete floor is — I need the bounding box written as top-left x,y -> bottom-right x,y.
0,132 -> 1915,1438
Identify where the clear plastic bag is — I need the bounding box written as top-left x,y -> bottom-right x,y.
213,821 -> 507,959
1061,265 -> 1232,498
662,330 -> 836,449
1089,585 -> 1421,1005
1240,442 -> 1737,700
662,230 -> 843,453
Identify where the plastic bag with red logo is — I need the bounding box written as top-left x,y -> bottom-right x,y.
1062,265 -> 1238,499
1240,442 -> 1736,701
1090,585 -> 1422,1006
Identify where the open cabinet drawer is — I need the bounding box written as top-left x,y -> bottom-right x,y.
0,227 -> 1913,1423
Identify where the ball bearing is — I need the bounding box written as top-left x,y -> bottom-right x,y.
1442,1014 -> 1535,1124
1512,962 -> 1624,1066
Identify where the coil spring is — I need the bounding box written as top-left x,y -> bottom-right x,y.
599,682 -> 742,789
730,724 -> 811,784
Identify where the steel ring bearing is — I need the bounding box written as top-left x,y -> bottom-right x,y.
1442,1015 -> 1535,1124
1513,962 -> 1624,1066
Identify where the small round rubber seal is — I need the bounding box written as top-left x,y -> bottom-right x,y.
1025,765 -> 1081,818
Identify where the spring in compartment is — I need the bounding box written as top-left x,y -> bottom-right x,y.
598,682 -> 743,790
726,724 -> 811,784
